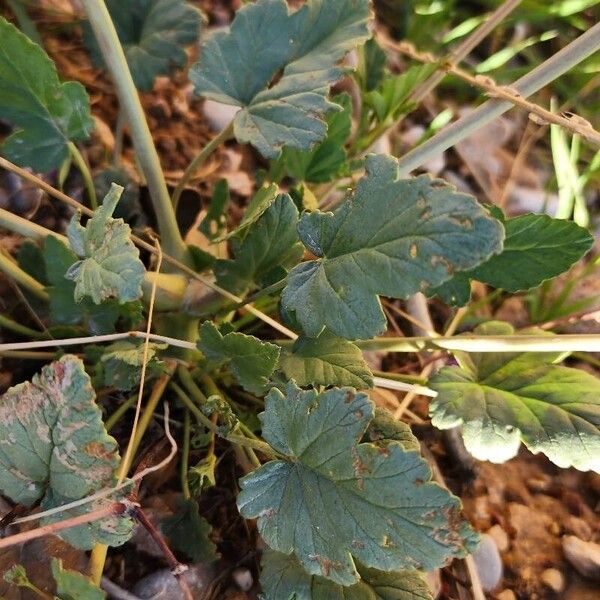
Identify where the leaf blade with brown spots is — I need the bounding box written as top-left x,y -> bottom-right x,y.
237,382 -> 478,586
281,154 -> 504,340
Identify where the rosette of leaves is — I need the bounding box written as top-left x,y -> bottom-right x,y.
430,321 -> 600,472
0,17 -> 93,171
281,154 -> 504,340
0,356 -> 133,549
238,383 -> 478,586
84,0 -> 203,91
190,0 -> 371,158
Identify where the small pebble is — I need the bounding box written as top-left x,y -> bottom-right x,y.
541,568 -> 565,594
232,567 -> 253,592
562,535 -> 600,581
203,99 -> 240,131
487,524 -> 509,552
472,534 -> 503,592
496,590 -> 516,600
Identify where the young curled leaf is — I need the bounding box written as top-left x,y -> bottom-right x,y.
238,382 -> 478,586
190,0 -> 371,158
66,183 -> 145,305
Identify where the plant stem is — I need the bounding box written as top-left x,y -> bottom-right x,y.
395,21 -> 600,176
68,142 -> 98,209
171,382 -> 278,458
0,206 -> 67,243
0,251 -> 48,301
89,545 -> 109,587
132,506 -> 193,600
0,503 -> 126,550
80,0 -> 186,260
409,0 -> 523,104
172,122 -> 235,210
105,393 -> 138,432
181,410 -> 192,500
0,314 -> 45,339
118,364 -> 175,479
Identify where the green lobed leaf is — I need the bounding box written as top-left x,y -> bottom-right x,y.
198,321 -> 280,394
43,236 -> 142,335
238,382 -> 478,586
99,340 -> 165,391
190,0 -> 371,158
279,93 -> 353,183
281,154 -> 504,340
365,407 -> 421,453
0,17 -> 93,171
360,38 -> 388,92
66,183 -> 146,305
429,321 -> 600,472
216,183 -> 279,242
429,213 -> 594,305
161,498 -> 218,563
51,559 -> 105,600
214,193 -> 304,295
84,0 -> 202,91
261,551 -> 433,600
364,65 -> 434,124
280,330 -> 374,389
0,356 -> 133,548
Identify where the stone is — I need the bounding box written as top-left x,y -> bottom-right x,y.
203,99 -> 240,132
564,515 -> 593,541
232,567 -> 253,592
133,564 -> 213,599
541,568 -> 565,594
563,536 -> 600,580
487,524 -> 509,553
472,534 -> 503,592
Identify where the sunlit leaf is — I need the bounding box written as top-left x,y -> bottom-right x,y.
44,236 -> 142,335
280,330 -> 373,389
430,321 -> 600,472
429,213 -> 594,305
52,559 -> 105,600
